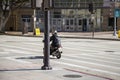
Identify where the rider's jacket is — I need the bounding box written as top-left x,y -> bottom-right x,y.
50,34 -> 60,47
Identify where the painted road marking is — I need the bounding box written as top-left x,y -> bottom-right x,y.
52,60 -> 120,76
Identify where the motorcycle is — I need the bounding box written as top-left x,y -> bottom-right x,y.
50,45 -> 62,59
43,40 -> 62,59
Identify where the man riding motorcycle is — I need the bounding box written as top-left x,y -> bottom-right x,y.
43,30 -> 62,59
50,30 -> 61,48
50,30 -> 62,59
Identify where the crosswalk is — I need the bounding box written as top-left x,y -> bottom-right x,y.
0,36 -> 120,80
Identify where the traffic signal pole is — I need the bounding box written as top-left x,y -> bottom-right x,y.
114,13 -> 117,36
113,0 -> 117,36
31,0 -> 36,35
88,2 -> 95,38
41,0 -> 52,70
41,10 -> 52,70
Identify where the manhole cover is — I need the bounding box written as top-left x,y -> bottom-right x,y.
105,51 -> 115,53
63,74 -> 82,78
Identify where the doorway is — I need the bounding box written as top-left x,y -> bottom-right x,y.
21,15 -> 32,34
76,18 -> 82,31
64,18 -> 75,31
82,18 -> 87,32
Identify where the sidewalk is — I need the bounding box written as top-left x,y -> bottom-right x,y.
3,31 -> 120,41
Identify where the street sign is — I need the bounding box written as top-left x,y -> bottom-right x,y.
114,8 -> 120,17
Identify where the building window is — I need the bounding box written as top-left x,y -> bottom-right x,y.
22,15 -> 31,22
66,20 -> 69,25
53,11 -> 61,18
79,20 -> 82,25
70,19 -> 73,25
108,17 -> 114,27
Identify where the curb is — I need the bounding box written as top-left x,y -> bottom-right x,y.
1,33 -> 120,41
60,36 -> 120,41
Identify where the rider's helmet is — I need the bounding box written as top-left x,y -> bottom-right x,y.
52,30 -> 57,35
54,30 -> 57,34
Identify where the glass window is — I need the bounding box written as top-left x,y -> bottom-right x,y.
27,19 -> 30,22
22,19 -> 26,22
79,20 -> 82,25
70,19 -> 74,25
53,20 -> 56,25
66,20 -> 69,25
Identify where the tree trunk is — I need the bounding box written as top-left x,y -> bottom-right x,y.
0,11 -> 11,33
0,13 -> 3,32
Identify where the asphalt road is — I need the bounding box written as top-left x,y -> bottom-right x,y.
0,35 -> 120,80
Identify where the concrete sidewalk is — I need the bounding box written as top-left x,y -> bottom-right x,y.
3,31 -> 120,41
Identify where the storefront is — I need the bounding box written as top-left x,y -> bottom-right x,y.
39,0 -> 103,32
49,9 -> 102,32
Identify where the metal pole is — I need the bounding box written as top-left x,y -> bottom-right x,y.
113,0 -> 117,36
91,14 -> 95,38
113,15 -> 117,36
33,9 -> 36,35
41,10 -> 52,70
92,22 -> 94,38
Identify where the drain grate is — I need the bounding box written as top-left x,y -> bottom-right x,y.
63,74 -> 82,78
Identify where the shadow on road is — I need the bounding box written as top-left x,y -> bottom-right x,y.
16,56 -> 56,60
0,68 -> 42,72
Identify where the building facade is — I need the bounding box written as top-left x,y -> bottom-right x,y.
6,8 -> 34,31
5,0 -> 120,32
102,0 -> 120,31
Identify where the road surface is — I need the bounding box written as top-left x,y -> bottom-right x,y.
0,35 -> 120,80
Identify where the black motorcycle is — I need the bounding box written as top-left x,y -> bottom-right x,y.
43,40 -> 62,59
50,45 -> 62,59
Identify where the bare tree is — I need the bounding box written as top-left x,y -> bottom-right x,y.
0,0 -> 29,33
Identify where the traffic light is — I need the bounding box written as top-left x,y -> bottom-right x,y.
88,3 -> 93,14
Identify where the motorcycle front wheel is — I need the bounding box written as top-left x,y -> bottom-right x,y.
56,52 -> 61,59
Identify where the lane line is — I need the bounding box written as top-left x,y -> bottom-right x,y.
64,47 -> 100,53
0,44 -> 42,53
66,42 -> 118,50
63,47 -> 120,61
63,54 -> 120,65
60,57 -> 120,70
52,60 -> 120,76
80,53 -> 120,61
